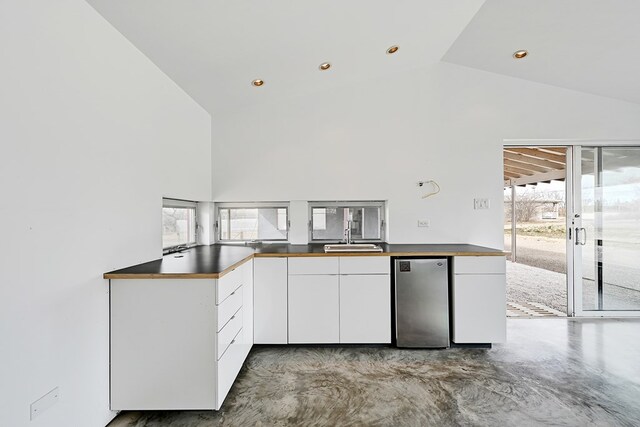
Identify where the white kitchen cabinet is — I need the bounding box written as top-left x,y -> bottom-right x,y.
339,274 -> 391,343
111,279 -> 216,410
253,257 -> 288,344
286,256 -> 391,344
451,256 -> 506,344
110,263 -> 254,411
288,274 -> 340,343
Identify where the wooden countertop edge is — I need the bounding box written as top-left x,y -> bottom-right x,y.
390,251 -> 506,257
103,272 -> 222,279
104,251 -> 506,280
253,252 -> 507,258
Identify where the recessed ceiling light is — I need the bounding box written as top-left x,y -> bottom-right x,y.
513,50 -> 528,59
251,79 -> 264,87
387,45 -> 399,54
319,62 -> 331,71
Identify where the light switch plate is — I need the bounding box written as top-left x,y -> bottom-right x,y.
418,219 -> 430,227
474,198 -> 490,210
30,387 -> 59,420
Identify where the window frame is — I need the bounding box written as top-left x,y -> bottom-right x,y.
162,198 -> 198,254
216,202 -> 290,243
308,200 -> 386,243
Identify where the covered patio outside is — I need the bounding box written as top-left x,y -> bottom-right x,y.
504,147 -> 568,317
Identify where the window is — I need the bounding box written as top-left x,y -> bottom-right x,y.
217,203 -> 288,242
309,201 -> 385,242
162,198 -> 197,252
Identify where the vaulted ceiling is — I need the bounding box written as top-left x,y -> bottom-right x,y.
86,0 -> 640,116
443,0 -> 640,105
86,0 -> 484,115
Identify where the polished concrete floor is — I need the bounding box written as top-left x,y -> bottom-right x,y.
109,319 -> 640,426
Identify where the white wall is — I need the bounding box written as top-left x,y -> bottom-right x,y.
212,62 -> 640,247
0,1 -> 211,426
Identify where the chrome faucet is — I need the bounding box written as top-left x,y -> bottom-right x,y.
344,220 -> 353,244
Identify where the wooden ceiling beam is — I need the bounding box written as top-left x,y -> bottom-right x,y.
509,169 -> 566,186
504,147 -> 566,164
503,151 -> 565,170
537,147 -> 566,154
505,165 -> 535,176
503,159 -> 550,173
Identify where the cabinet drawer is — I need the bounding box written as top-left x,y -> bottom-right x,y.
454,256 -> 505,274
340,256 -> 390,275
217,308 -> 242,360
216,327 -> 245,409
217,266 -> 243,303
217,286 -> 242,332
288,257 -> 339,275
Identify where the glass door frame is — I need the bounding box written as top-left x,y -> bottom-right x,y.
571,144 -> 640,317
503,143 -> 574,317
503,139 -> 640,318
566,147 -> 575,316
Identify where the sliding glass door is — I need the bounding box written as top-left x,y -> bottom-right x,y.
572,146 -> 640,315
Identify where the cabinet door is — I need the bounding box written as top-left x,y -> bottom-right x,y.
254,258 -> 288,344
452,274 -> 506,343
288,275 -> 339,343
339,275 -> 391,343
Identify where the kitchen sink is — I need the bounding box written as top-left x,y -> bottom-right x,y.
324,244 -> 384,253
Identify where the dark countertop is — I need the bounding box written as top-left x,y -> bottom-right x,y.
104,245 -> 255,279
104,243 -> 506,279
253,243 -> 505,257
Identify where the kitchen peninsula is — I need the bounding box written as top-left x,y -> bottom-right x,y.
105,243 -> 506,410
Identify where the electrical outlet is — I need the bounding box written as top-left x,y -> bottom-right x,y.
474,198 -> 490,210
418,219 -> 430,227
30,387 -> 60,420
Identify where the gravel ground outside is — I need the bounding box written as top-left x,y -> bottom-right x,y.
505,234 -> 567,274
507,261 -> 567,314
506,234 -> 640,313
506,234 -> 568,314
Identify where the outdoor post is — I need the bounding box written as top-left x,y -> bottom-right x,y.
511,182 -> 516,263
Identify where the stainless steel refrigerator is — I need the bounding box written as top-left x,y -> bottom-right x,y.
395,258 -> 449,348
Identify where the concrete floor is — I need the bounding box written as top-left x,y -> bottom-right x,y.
109,319 -> 640,427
